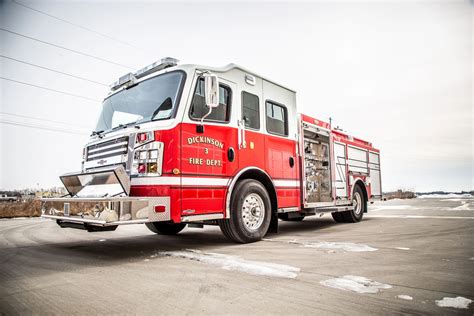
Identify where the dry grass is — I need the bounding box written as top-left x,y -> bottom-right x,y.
0,200 -> 42,218
0,200 -> 101,218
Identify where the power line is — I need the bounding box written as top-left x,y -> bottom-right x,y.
0,76 -> 101,102
0,111 -> 91,129
0,120 -> 89,136
0,55 -> 108,87
0,27 -> 135,70
12,0 -> 151,56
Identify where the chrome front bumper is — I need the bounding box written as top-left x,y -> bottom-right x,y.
40,196 -> 171,227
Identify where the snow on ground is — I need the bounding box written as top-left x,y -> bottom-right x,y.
320,275 -> 392,294
435,296 -> 472,309
264,239 -> 378,252
296,241 -> 378,252
450,201 -> 473,211
418,194 -> 472,199
397,295 -> 413,300
395,247 -> 410,250
370,205 -> 414,211
159,249 -> 300,278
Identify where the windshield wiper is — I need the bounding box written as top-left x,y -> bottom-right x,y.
111,121 -> 141,132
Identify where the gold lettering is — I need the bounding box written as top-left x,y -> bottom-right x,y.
186,136 -> 224,150
188,157 -> 204,165
206,159 -> 222,167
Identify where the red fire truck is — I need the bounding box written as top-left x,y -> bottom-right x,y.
41,57 -> 382,243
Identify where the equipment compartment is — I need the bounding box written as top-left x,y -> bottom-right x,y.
303,128 -> 332,203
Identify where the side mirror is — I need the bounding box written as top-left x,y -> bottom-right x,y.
197,73 -> 220,134
204,74 -> 220,108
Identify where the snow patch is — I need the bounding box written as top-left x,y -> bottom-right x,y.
397,295 -> 413,300
435,296 -> 472,309
320,275 -> 392,294
469,257 -> 474,261
370,205 -> 414,211
395,247 -> 410,250
98,239 -> 106,242
418,193 -> 472,199
301,241 -> 378,252
450,201 -> 472,211
159,249 -> 300,278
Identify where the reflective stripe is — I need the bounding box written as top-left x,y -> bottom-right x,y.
131,176 -> 298,188
131,176 -> 230,186
273,179 -> 299,188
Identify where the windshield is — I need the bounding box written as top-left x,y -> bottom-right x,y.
95,71 -> 185,132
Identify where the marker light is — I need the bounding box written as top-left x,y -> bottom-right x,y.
138,164 -> 146,174
154,205 -> 166,213
147,163 -> 158,173
136,131 -> 153,144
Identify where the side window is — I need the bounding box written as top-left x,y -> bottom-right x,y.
190,78 -> 231,123
266,101 -> 288,136
242,91 -> 260,130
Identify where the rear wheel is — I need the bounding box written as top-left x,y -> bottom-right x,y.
343,185 -> 365,222
145,222 -> 186,235
219,179 -> 271,243
332,185 -> 366,223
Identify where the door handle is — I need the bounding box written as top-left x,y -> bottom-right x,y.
237,119 -> 247,149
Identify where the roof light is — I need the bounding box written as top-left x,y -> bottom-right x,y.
109,57 -> 179,91
110,72 -> 137,91
135,57 -> 179,79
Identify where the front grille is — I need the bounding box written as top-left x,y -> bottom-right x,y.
86,136 -> 129,161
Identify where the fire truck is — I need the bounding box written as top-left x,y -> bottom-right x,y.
41,57 -> 382,243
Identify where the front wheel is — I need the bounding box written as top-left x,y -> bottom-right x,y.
145,222 -> 187,235
219,179 -> 271,243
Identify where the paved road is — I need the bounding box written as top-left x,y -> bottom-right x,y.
1,197 -> 473,315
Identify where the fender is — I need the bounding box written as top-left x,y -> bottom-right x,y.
225,166 -> 277,218
350,178 -> 368,202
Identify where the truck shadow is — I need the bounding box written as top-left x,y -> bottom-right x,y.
1,217 -> 371,281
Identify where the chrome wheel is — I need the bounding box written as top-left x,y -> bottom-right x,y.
353,191 -> 363,215
241,193 -> 265,231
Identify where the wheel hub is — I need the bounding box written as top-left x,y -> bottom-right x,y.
242,193 -> 265,231
353,192 -> 362,215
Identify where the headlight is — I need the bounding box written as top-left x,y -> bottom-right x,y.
131,140 -> 163,177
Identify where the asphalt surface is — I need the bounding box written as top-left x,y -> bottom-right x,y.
1,197 -> 473,315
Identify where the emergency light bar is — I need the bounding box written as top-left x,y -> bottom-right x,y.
109,57 -> 179,91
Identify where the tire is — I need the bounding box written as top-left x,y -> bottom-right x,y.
145,222 -> 186,235
280,213 -> 305,222
342,185 -> 366,223
219,179 -> 271,243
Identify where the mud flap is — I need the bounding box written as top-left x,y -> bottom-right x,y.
267,211 -> 279,234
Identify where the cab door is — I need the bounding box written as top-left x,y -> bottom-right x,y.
180,75 -> 239,216
238,77 -> 265,170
